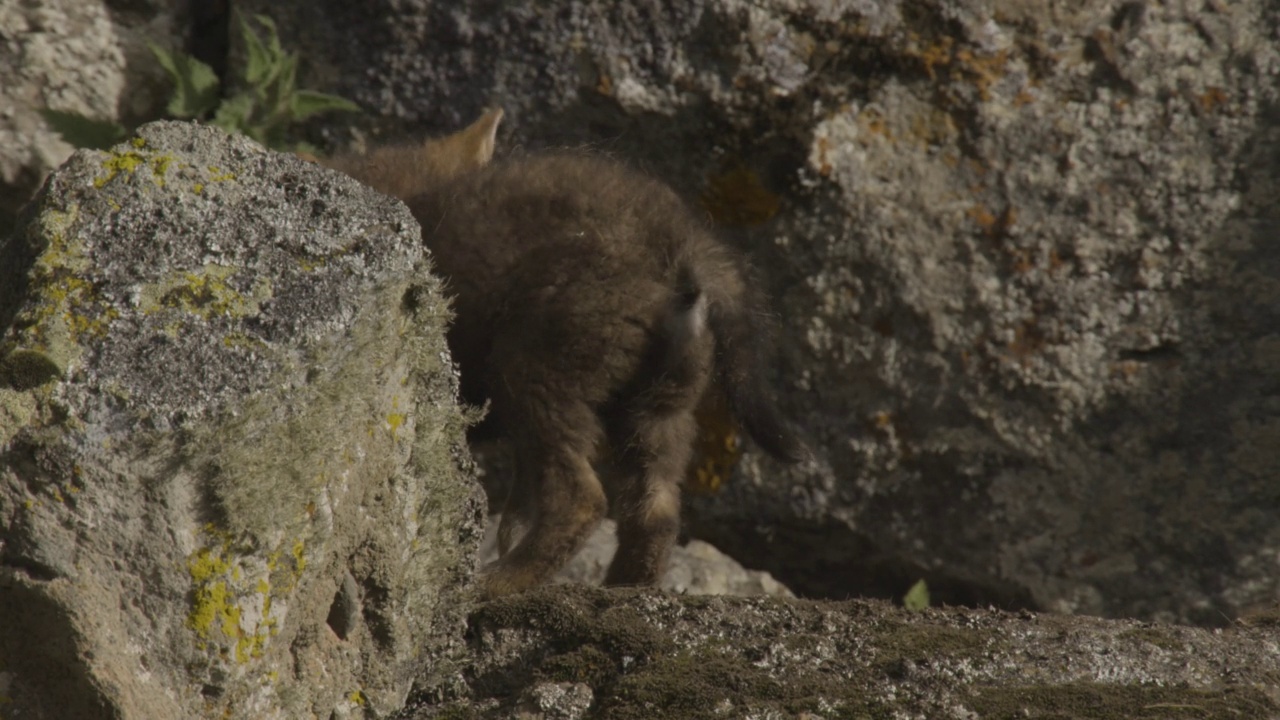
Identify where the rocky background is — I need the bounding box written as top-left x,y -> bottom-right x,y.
3,0 -> 1280,718
228,0 -> 1280,626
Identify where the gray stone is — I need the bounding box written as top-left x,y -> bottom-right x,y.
0,120 -> 484,719
479,515 -> 794,598
400,585 -> 1280,719
244,0 -> 1280,624
0,0 -> 179,239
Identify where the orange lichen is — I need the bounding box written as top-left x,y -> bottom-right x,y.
1008,319 -> 1046,364
701,163 -> 782,228
968,204 -> 1016,240
686,392 -> 742,495
1199,86 -> 1228,113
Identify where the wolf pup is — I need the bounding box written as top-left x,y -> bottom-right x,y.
325,110 -> 806,599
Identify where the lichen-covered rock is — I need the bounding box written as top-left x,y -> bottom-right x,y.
244,0 -> 1280,624
401,585 -> 1280,719
0,120 -> 484,719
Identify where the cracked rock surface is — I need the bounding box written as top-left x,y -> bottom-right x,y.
0,120 -> 483,719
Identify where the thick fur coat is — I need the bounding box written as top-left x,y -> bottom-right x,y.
325,111 -> 804,597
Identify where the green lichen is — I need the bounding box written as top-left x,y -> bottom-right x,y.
186,533 -> 289,665
0,389 -> 38,446
9,204 -> 120,377
291,540 -> 306,574
195,281 -> 422,542
187,545 -> 233,644
93,150 -> 145,188
138,265 -> 273,322
92,147 -> 181,188
207,165 -> 237,183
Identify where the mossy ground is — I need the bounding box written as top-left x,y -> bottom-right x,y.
410,585 -> 1280,720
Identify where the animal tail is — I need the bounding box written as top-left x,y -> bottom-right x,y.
700,262 -> 809,464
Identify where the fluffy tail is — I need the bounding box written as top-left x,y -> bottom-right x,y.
703,265 -> 809,464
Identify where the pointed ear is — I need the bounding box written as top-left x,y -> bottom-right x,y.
437,107 -> 503,171
463,107 -> 503,167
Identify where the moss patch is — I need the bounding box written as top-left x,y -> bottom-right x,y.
467,587 -> 890,719
969,682 -> 1277,719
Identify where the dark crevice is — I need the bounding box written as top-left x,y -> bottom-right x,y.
1118,344 -> 1181,362
187,0 -> 231,81
325,570 -> 360,641
0,556 -> 60,583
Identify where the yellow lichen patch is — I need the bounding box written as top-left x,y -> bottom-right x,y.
94,150 -> 146,188
187,536 -> 282,665
88,145 -> 181,188
207,166 -> 237,183
15,205 -> 120,370
291,540 -> 306,573
222,332 -> 268,351
387,412 -> 406,439
387,395 -> 407,439
144,153 -> 179,187
348,690 -> 366,707
687,391 -> 742,496
139,265 -> 272,321
700,163 -> 782,228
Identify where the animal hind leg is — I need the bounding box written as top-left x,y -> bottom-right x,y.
605,408 -> 697,587
495,464 -> 533,557
481,400 -> 607,599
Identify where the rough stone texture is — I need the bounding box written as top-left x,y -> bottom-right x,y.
0,121 -> 484,719
0,0 -> 180,239
241,0 -> 1280,625
400,585 -> 1280,719
479,516 -> 794,598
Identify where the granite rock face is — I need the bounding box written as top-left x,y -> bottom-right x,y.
400,585 -> 1280,719
0,121 -> 484,719
243,0 -> 1280,624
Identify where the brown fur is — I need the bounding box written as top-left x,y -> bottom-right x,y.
324,111 -> 804,599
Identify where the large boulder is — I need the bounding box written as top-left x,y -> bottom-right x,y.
0,120 -> 484,719
401,585 -> 1280,719
242,0 -> 1280,624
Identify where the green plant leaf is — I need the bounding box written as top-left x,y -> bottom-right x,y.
239,14 -> 275,87
149,42 -> 221,118
38,109 -> 129,150
265,53 -> 298,112
903,579 -> 930,611
292,140 -> 320,156
211,94 -> 256,137
289,90 -> 360,121
250,14 -> 284,59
